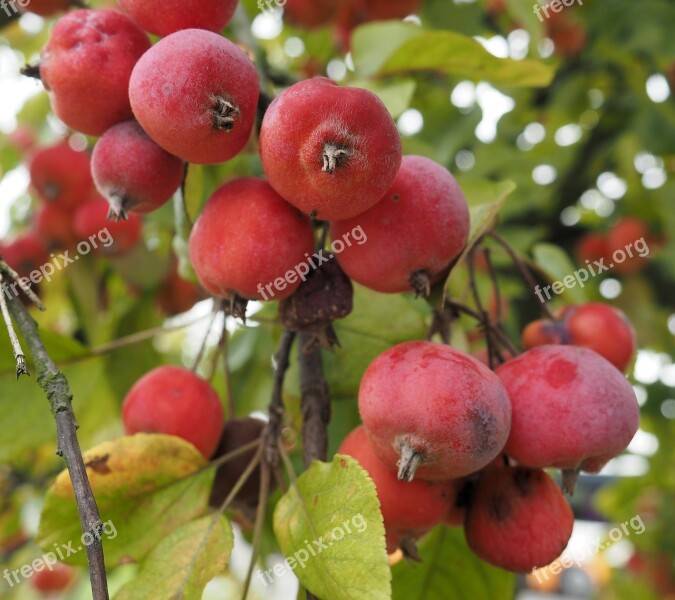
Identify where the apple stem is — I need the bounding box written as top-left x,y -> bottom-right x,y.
397,442 -> 424,481
211,95 -> 240,131
561,468 -> 580,496
322,143 -> 352,174
409,269 -> 431,298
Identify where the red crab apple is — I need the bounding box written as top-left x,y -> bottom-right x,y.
117,0 -> 237,37
39,9 -> 151,136
331,155 -> 469,295
279,0 -> 336,28
259,77 -> 402,220
359,341 -> 512,482
29,141 -> 93,211
522,302 -> 636,373
496,345 -> 639,491
73,196 -> 142,256
19,0 -> 72,16
92,121 -> 185,220
32,562 -> 75,592
465,466 -> 574,572
188,177 -> 315,301
607,217 -> 650,275
339,425 -> 460,552
156,265 -> 205,316
34,203 -> 77,249
0,234 -> 49,277
122,366 -> 224,458
129,29 -> 259,164
362,0 -> 420,20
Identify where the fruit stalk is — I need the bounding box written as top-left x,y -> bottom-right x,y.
4,274 -> 109,599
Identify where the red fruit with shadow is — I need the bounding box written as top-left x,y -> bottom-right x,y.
32,562 -> 75,592
188,177 -> 315,301
574,231 -> 609,267
118,0 -> 237,37
29,142 -> 93,211
0,234 -> 49,277
338,425 -> 459,552
34,203 -> 78,250
465,465 -> 574,572
209,417 -> 271,508
39,9 -> 151,136
129,28 -> 259,165
496,345 -> 639,488
607,217 -> 651,275
73,196 -> 142,256
122,366 -> 224,458
92,121 -> 185,220
259,77 -> 402,220
331,155 -> 469,295
358,341 -> 512,482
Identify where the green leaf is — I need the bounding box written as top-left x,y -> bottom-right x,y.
352,22 -> 555,87
391,527 -> 515,599
37,434 -> 214,567
350,79 -> 417,118
114,515 -> 233,600
451,179 -> 516,270
531,242 -> 587,303
273,456 -> 391,600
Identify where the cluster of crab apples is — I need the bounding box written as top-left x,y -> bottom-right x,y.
6,0 -> 643,578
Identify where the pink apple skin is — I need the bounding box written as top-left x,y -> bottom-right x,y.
358,341 -> 512,481
129,29 -> 259,165
259,77 -> 402,220
122,366 -> 224,458
188,178 -> 315,301
117,0 -> 237,37
496,345 -> 639,473
331,155 -> 469,293
92,121 -> 185,219
40,9 -> 151,136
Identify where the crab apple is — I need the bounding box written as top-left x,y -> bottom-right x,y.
575,231 -> 609,266
29,142 -> 93,211
129,29 -> 259,165
465,466 -> 574,572
339,425 -> 458,551
39,10 -> 151,136
32,562 -> 75,592
331,155 -> 469,295
19,0 -> 72,16
522,303 -> 636,373
607,217 -> 650,275
362,0 -> 420,20
73,196 -> 142,256
122,366 -> 224,458
92,121 -> 185,220
34,203 -> 77,249
156,266 -> 205,316
496,345 -> 639,489
209,418 -> 270,509
117,0 -> 237,37
259,77 -> 402,220
0,234 -> 49,277
359,341 -> 512,482
188,178 -> 315,301
279,0 -> 336,29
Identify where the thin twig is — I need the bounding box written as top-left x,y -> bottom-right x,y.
191,308 -> 220,372
0,258 -> 45,310
5,290 -> 108,599
0,273 -> 28,378
241,461 -> 271,600
264,331 -> 296,467
221,324 -> 236,419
